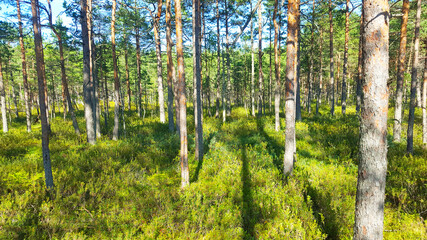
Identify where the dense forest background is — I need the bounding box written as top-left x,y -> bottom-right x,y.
0,0 -> 426,239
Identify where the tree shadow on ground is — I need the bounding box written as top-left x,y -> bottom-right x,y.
255,118 -> 284,175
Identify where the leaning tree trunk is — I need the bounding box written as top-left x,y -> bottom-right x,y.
81,0 -> 96,144
166,0 -> 175,132
284,0 -> 299,177
17,0 -> 31,132
353,0 -> 389,238
193,0 -> 203,162
31,0 -> 54,189
328,0 -> 334,116
393,0 -> 409,142
341,0 -> 349,115
258,2 -> 264,117
273,0 -> 280,131
175,0 -> 189,188
111,0 -> 120,141
154,0 -> 165,123
407,0 -> 421,154
422,40 -> 427,146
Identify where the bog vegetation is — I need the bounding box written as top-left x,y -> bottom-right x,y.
0,0 -> 426,239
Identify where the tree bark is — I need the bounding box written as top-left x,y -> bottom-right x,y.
17,0 -> 31,132
166,0 -> 175,132
175,0 -> 189,188
111,0 -> 120,140
193,0 -> 203,162
81,0 -> 96,144
341,0 -> 349,115
225,0 -> 231,116
215,0 -> 221,118
393,0 -> 409,142
0,56 -> 7,133
258,2 -> 263,117
125,45 -> 131,111
316,27 -> 323,115
284,0 -> 299,176
136,28 -> 142,118
273,0 -> 280,131
422,40 -> 427,146
407,0 -> 421,154
155,0 -> 166,123
31,0 -> 54,189
251,0 -> 255,117
353,0 -> 389,238
328,0 -> 334,116
307,0 -> 315,114
356,10 -> 363,113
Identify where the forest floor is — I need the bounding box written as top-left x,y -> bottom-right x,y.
0,104 -> 425,239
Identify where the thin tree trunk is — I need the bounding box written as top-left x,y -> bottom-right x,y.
31,0 -> 54,189
81,0 -> 96,144
125,46 -> 131,111
175,0 -> 189,188
251,0 -> 255,117
166,0 -> 175,132
274,0 -> 280,131
136,29 -> 142,118
329,0 -> 334,116
215,0 -> 221,118
407,0 -> 421,154
308,0 -> 315,114
341,0 -> 349,115
356,10 -> 363,113
17,0 -> 31,132
393,0 -> 409,142
269,15 -> 272,114
111,0 -> 120,140
422,40 -> 427,146
225,0 -> 231,116
316,28 -> 323,115
154,0 -> 165,123
193,0 -> 203,162
0,57 -> 7,133
353,0 -> 389,238
284,0 -> 299,177
258,2 -> 264,117
295,4 -> 301,122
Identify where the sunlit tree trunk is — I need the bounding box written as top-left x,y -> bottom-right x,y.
273,0 -> 280,131
225,0 -> 231,116
341,0 -> 349,115
295,3 -> 301,121
356,10 -> 363,113
393,0 -> 409,142
284,0 -> 299,176
193,0 -> 203,162
155,0 -> 165,123
316,28 -> 323,115
17,0 -> 31,132
166,0 -> 175,132
175,0 -> 189,188
31,0 -> 54,189
422,40 -> 427,146
0,57 -> 7,133
258,2 -> 263,117
328,0 -> 334,116
81,0 -> 96,144
251,0 -> 255,117
353,0 -> 389,238
136,28 -> 142,118
111,0 -> 121,140
407,0 -> 421,154
125,45 -> 131,111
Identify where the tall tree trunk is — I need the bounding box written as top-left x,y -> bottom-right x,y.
175,0 -> 189,188
269,15 -> 272,114
81,0 -> 96,144
341,0 -> 349,115
31,0 -> 54,189
422,40 -> 427,146
125,46 -> 131,111
166,0 -> 175,132
274,0 -> 280,131
353,0 -> 389,238
258,2 -> 264,117
193,0 -> 203,162
356,10 -> 363,113
284,0 -> 299,176
0,57 -> 7,133
316,28 -> 323,115
328,0 -> 334,116
407,0 -> 421,154
136,29 -> 142,118
215,0 -> 221,118
295,3 -> 302,122
393,0 -> 409,142
17,0 -> 31,132
225,0 -> 231,116
307,0 -> 315,114
111,0 -> 120,140
155,0 -> 166,123
251,1 -> 255,117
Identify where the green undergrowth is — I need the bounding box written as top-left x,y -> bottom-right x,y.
0,105 -> 425,239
